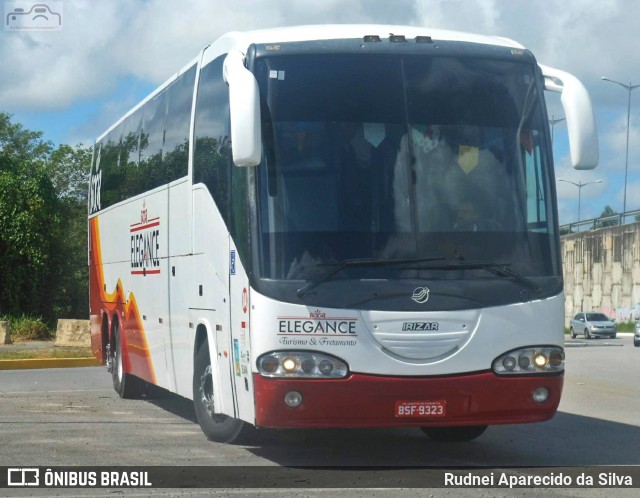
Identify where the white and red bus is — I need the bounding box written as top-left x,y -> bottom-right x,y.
89,25 -> 598,443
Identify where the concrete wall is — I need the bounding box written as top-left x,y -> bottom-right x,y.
55,319 -> 91,347
561,222 -> 640,326
0,321 -> 11,344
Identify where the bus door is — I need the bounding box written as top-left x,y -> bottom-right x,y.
189,186 -> 238,416
228,245 -> 255,423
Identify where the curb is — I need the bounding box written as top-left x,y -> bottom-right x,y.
0,357 -> 101,370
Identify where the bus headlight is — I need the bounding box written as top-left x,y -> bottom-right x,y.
257,351 -> 349,378
492,347 -> 564,375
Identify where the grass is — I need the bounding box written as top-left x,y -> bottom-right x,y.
0,347 -> 93,361
1,315 -> 54,341
616,321 -> 637,333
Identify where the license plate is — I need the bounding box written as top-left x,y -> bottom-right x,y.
395,400 -> 446,418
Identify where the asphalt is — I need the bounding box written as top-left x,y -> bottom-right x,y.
0,340 -> 100,370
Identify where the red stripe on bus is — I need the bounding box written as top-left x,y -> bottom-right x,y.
130,221 -> 160,232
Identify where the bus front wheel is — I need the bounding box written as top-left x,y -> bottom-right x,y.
193,341 -> 252,444
421,425 -> 488,442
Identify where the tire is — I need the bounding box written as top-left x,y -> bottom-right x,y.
570,327 -> 576,339
421,425 -> 488,442
111,321 -> 144,399
584,328 -> 591,339
634,340 -> 639,347
611,334 -> 617,339
193,341 -> 252,444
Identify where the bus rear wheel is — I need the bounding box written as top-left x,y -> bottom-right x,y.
110,322 -> 144,399
421,425 -> 488,442
193,341 -> 252,444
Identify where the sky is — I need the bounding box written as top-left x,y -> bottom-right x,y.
1,0 -> 639,226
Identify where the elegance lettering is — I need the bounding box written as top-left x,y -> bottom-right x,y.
131,230 -> 160,269
278,320 -> 356,335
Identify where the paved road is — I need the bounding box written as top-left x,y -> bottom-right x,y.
1,336 -> 639,496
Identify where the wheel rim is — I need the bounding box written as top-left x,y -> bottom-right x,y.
199,365 -> 215,417
199,364 -> 227,423
115,336 -> 123,382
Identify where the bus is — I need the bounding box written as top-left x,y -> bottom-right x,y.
89,25 -> 598,443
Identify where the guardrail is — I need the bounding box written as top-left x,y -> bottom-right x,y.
560,209 -> 640,234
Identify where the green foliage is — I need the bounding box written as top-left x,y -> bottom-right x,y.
596,205 -> 619,229
1,315 -> 53,341
0,113 -> 92,323
616,320 -> 637,333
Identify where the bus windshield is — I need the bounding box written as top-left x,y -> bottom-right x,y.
253,52 -> 559,306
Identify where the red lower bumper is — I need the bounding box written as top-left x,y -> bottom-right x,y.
253,372 -> 563,428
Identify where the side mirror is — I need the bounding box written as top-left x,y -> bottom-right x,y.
223,51 -> 262,167
539,64 -> 599,170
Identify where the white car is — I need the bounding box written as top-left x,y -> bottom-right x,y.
634,321 -> 640,347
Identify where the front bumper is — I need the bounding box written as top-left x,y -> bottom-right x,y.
253,371 -> 563,428
590,329 -> 616,337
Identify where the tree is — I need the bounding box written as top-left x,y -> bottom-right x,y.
48,143 -> 93,319
596,205 -> 619,229
0,113 -> 92,322
0,113 -> 60,321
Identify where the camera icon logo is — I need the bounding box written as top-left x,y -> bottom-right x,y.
5,1 -> 63,31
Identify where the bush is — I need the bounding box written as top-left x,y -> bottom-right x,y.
2,315 -> 53,341
616,320 -> 636,333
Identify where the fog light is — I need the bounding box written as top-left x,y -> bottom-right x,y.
284,391 -> 303,408
532,387 -> 549,403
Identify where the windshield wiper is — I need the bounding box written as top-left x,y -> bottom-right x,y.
296,257 -> 446,297
407,260 -> 542,294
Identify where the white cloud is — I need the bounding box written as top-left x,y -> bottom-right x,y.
3,0 -> 639,112
0,0 -> 426,111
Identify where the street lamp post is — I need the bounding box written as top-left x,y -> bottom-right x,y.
549,115 -> 566,145
601,77 -> 640,224
557,178 -> 603,222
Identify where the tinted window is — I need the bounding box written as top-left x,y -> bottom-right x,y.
100,123 -> 123,208
120,109 -> 142,199
164,65 -> 196,182
140,91 -> 167,191
193,56 -> 231,223
92,66 -> 195,211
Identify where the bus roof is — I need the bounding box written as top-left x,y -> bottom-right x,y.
217,24 -> 525,52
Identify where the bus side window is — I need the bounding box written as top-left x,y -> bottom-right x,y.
120,109 -> 142,200
165,65 -> 196,183
524,130 -> 549,231
193,56 -> 231,224
100,123 -> 123,209
140,90 -> 167,191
